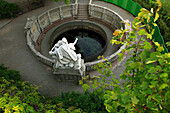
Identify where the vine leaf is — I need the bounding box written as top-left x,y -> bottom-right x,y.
131,96 -> 139,104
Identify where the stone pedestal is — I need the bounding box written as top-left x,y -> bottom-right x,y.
53,67 -> 85,83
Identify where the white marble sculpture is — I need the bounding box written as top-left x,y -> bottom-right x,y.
49,37 -> 85,76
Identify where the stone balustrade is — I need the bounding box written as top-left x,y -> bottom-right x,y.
24,2 -> 130,72
89,3 -> 125,29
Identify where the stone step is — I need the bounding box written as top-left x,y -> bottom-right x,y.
77,5 -> 89,19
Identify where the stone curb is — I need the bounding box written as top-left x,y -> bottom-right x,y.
0,19 -> 14,29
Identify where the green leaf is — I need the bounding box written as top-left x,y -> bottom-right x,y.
166,42 -> 170,47
160,73 -> 168,78
121,93 -> 130,104
82,84 -> 90,92
146,60 -> 156,64
158,59 -> 165,65
27,106 -> 35,112
131,96 -> 139,104
153,23 -> 157,26
159,84 -> 168,90
118,53 -> 123,61
105,104 -> 114,112
150,8 -> 154,13
110,91 -> 118,100
130,62 -> 138,69
147,34 -> 152,39
148,67 -> 157,73
144,41 -> 152,50
79,80 -> 83,85
154,12 -> 159,22
140,49 -> 150,61
165,92 -> 170,101
140,82 -> 148,90
156,65 -> 162,71
149,81 -> 157,88
137,29 -> 146,35
157,46 -> 164,52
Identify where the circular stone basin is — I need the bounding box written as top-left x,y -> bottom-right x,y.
52,29 -> 106,62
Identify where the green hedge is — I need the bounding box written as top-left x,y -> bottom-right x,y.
0,64 -> 107,112
102,0 -> 169,53
0,0 -> 20,19
50,91 -> 107,113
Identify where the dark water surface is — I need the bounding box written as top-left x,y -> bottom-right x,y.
53,29 -> 106,59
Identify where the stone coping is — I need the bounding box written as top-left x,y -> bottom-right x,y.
24,2 -> 130,71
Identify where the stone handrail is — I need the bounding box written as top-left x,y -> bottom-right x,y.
25,2 -> 130,70
25,3 -> 78,66
88,3 -> 125,29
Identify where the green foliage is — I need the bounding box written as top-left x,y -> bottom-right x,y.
50,91 -> 107,113
0,0 -> 20,19
0,64 -> 106,113
0,64 -> 22,85
81,1 -> 170,112
133,0 -> 170,51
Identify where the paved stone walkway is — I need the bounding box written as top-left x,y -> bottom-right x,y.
0,0 -> 134,97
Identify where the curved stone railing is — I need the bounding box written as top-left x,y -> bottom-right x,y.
25,3 -> 78,66
89,3 -> 125,29
24,1 -> 129,70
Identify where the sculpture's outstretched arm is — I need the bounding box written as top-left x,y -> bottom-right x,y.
73,38 -> 78,45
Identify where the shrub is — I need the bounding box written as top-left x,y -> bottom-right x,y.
0,64 -> 106,112
132,0 -> 170,51
50,91 -> 107,113
0,0 -> 20,19
81,1 -> 170,112
0,64 -> 22,84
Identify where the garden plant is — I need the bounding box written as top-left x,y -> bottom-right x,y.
80,0 -> 170,112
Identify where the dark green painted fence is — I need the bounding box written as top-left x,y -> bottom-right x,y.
102,0 -> 168,53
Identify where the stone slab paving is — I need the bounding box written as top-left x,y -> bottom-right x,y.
0,0 -> 135,97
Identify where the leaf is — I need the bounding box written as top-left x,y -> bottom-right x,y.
166,42 -> 170,47
159,84 -> 168,90
157,46 -> 164,52
149,81 -> 157,88
110,91 -> 118,100
105,105 -> 114,112
131,96 -> 139,104
27,106 -> 35,112
79,80 -> 83,85
140,82 -> 148,90
147,34 -> 152,39
154,12 -> 159,22
156,0 -> 162,11
137,29 -> 146,35
150,8 -> 153,13
113,30 -> 121,36
146,60 -> 156,64
160,73 -> 168,78
144,41 -> 152,50
158,59 -> 165,65
110,39 -> 117,45
118,53 -> 123,61
153,23 -> 157,26
122,93 -> 130,104
165,92 -> 170,101
82,84 -> 90,92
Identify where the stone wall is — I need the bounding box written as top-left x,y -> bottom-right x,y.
24,2 -> 130,71
5,0 -> 44,13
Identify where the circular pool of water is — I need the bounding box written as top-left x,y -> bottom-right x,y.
52,29 -> 106,62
